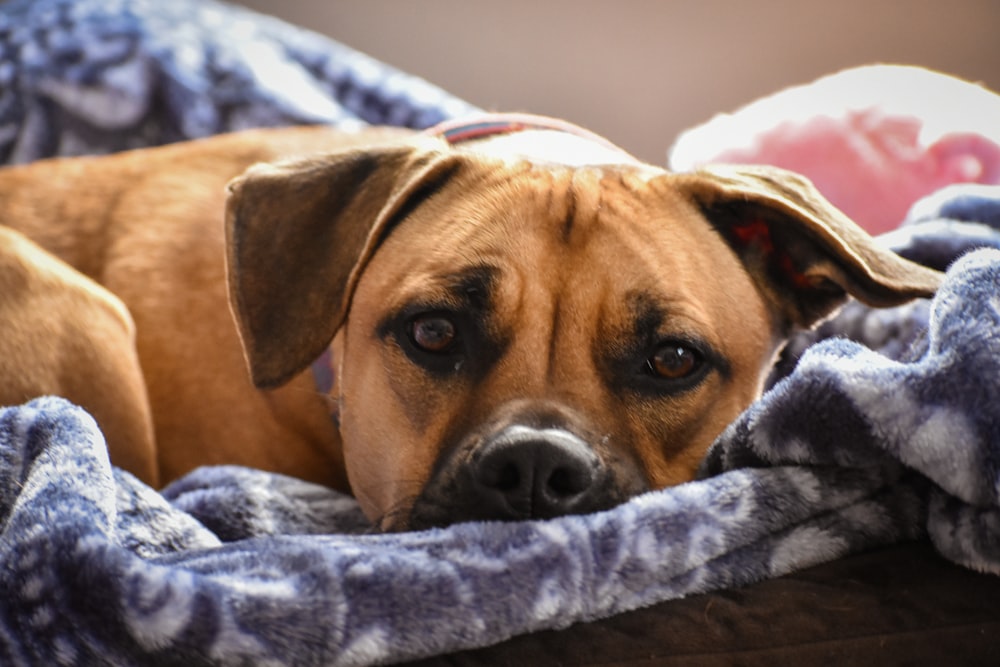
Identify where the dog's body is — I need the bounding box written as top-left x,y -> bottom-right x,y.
0,117 -> 942,530
0,127 -> 399,489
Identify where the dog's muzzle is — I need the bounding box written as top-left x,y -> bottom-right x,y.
470,425 -> 602,518
404,423 -> 634,530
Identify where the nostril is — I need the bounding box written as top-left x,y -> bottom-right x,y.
548,467 -> 573,495
546,465 -> 588,497
493,461 -> 521,492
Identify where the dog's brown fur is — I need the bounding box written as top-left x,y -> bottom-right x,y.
0,124 -> 942,529
0,127 -> 402,489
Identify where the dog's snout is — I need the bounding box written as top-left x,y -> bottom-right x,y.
408,419 -> 644,530
471,426 -> 602,520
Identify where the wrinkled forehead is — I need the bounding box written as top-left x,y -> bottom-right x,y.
376,158 -> 701,256
359,161 -> 750,328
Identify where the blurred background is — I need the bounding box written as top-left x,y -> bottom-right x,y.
233,1 -> 1000,164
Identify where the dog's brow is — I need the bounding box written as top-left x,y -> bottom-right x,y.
627,291 -> 669,341
440,265 -> 497,309
623,291 -> 731,378
391,265 -> 499,313
625,291 -> 706,344
376,265 -> 500,341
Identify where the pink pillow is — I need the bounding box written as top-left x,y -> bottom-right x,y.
669,65 -> 1000,234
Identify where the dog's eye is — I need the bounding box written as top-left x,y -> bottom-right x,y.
646,343 -> 702,380
409,315 -> 458,353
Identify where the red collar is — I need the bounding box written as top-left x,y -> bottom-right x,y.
425,112 -> 625,154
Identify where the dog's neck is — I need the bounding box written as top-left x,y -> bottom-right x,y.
425,113 -> 643,168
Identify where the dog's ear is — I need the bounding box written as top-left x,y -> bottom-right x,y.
674,164 -> 943,330
225,144 -> 460,389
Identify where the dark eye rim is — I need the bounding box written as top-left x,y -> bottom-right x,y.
646,343 -> 702,378
634,337 -> 716,395
408,313 -> 459,354
389,307 -> 468,375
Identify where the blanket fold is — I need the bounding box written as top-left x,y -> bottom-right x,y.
0,400 -> 925,666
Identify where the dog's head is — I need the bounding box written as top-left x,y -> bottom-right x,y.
225,137 -> 941,531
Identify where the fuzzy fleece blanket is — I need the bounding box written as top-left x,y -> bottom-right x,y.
0,0 -> 478,164
3,0 -> 1000,665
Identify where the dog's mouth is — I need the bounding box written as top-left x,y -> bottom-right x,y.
392,424 -> 647,532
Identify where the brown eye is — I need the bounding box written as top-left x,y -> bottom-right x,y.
647,344 -> 701,380
409,315 -> 457,353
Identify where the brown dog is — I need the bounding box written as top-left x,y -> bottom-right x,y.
0,116 -> 942,530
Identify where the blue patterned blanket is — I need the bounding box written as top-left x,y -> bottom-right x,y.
2,0 -> 1000,665
0,0 -> 478,163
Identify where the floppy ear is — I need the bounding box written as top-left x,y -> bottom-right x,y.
673,164 -> 944,330
225,144 -> 461,389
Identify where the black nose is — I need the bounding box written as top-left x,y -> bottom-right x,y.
470,426 -> 603,520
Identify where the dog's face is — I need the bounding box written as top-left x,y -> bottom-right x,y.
225,139 -> 941,531
337,165 -> 780,529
